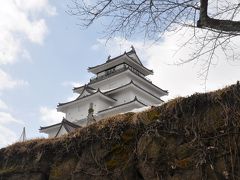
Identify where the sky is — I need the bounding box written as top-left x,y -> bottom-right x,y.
0,0 -> 240,148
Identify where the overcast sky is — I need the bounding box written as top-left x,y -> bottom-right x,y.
0,0 -> 240,148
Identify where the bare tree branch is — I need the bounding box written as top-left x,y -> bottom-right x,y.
68,0 -> 240,82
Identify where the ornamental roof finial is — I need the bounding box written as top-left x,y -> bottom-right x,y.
131,45 -> 135,52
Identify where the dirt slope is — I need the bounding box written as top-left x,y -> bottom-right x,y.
0,82 -> 240,180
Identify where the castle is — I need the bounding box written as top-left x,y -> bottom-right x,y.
40,47 -> 168,137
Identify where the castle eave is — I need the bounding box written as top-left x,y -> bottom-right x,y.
104,80 -> 164,103
57,90 -> 116,111
39,123 -> 61,132
88,53 -> 153,76
73,85 -> 95,94
97,97 -> 146,115
39,118 -> 81,137
89,69 -> 168,96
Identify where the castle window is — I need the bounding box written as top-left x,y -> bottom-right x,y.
106,68 -> 115,75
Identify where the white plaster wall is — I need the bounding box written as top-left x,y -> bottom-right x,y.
98,102 -> 144,119
107,86 -> 162,106
91,71 -> 165,99
109,89 -> 135,105
57,126 -> 67,137
92,73 -> 132,91
133,89 -> 161,105
103,76 -> 130,90
129,74 -> 166,98
65,96 -> 113,122
43,126 -> 61,138
46,126 -> 68,138
47,129 -> 57,138
66,103 -> 90,121
93,97 -> 113,112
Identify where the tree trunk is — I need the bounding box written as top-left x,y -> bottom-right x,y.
198,0 -> 240,32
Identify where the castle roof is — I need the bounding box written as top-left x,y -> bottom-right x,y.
39,118 -> 81,137
89,67 -> 168,95
104,80 -> 166,101
88,48 -> 153,76
57,89 -> 116,110
73,84 -> 95,94
98,96 -> 146,114
40,47 -> 168,138
106,47 -> 142,65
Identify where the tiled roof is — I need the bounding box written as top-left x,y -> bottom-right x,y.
104,80 -> 164,102
78,85 -> 96,97
55,119 -> 81,137
98,96 -> 146,114
73,84 -> 95,91
58,89 -> 116,107
88,49 -> 153,73
89,68 -> 168,95
39,118 -> 80,131
106,48 -> 137,63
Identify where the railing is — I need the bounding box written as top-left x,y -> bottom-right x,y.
89,66 -> 152,84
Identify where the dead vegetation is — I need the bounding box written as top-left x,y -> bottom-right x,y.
0,82 -> 240,179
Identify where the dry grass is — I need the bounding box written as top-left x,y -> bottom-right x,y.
0,82 -> 240,179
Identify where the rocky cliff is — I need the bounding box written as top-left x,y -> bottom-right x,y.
0,83 -> 240,180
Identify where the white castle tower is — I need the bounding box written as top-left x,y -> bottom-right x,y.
40,47 -> 168,137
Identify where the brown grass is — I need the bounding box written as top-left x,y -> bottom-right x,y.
0,82 -> 240,179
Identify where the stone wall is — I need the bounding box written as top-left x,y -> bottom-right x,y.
1,83 -> 240,180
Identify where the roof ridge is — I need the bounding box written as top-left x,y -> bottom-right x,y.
62,118 -> 81,128
40,118 -> 80,133
58,89 -> 116,107
125,50 -> 143,66
77,85 -> 94,99
106,48 -> 134,63
73,84 -> 95,91
88,68 -> 167,94
39,122 -> 62,130
88,47 -> 152,72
